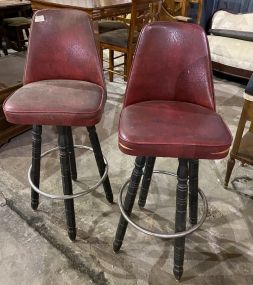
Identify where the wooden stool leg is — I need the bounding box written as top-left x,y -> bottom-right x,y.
189,159 -> 199,225
124,53 -> 127,82
224,104 -> 247,187
31,125 -> 42,210
109,49 -> 114,82
113,156 -> 146,252
126,50 -> 133,81
173,158 -> 188,281
66,127 -> 77,181
58,126 -> 76,241
138,156 -> 156,207
224,157 -> 236,187
1,28 -> 8,55
24,28 -> 29,39
16,27 -> 23,51
100,47 -> 104,65
87,126 -> 113,203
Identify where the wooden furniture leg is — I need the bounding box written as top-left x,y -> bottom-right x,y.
58,126 -> 76,241
138,156 -> 156,207
189,159 -> 199,225
173,158 -> 188,280
224,102 -> 247,187
87,126 -> 114,203
30,125 -> 42,210
113,156 -> 146,252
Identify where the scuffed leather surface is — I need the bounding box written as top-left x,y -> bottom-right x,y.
4,80 -> 105,126
24,9 -> 105,89
124,22 -> 215,110
119,101 -> 232,159
119,22 -> 232,159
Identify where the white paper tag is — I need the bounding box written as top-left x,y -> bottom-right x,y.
35,15 -> 45,22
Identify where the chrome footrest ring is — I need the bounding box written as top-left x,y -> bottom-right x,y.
28,145 -> 108,200
118,170 -> 208,239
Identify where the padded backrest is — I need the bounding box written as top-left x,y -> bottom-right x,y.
24,9 -> 105,89
124,22 -> 215,110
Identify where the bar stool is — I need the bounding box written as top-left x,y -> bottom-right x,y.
225,74 -> 253,192
3,9 -> 113,241
3,17 -> 31,52
113,22 -> 232,280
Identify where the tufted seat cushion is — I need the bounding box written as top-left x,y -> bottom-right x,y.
98,20 -> 128,34
119,101 -> 232,159
3,79 -> 105,126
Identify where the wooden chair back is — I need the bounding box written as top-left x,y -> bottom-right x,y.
161,0 -> 203,24
126,0 -> 163,76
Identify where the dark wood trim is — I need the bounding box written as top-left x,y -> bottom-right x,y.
212,61 -> 253,80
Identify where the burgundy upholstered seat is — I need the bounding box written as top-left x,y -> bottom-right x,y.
4,79 -> 105,126
113,22 -> 232,281
119,101 -> 231,159
4,10 -> 106,127
119,22 -> 232,159
3,9 -> 113,241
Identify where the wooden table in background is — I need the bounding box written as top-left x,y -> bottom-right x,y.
0,0 -> 30,12
30,0 -> 132,20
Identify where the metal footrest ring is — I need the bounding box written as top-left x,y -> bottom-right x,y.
28,145 -> 108,200
118,170 -> 208,239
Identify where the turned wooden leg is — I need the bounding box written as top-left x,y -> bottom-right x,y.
224,103 -> 247,187
124,53 -> 127,82
113,156 -> 146,252
87,126 -> 113,203
100,46 -> 104,65
66,127 -> 77,181
109,49 -> 114,82
16,27 -> 23,51
173,158 -> 188,281
24,28 -> 29,39
31,125 -> 42,210
138,157 -> 156,208
189,159 -> 199,225
58,126 -> 76,241
224,157 -> 236,187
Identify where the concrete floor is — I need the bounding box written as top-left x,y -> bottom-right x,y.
0,71 -> 253,284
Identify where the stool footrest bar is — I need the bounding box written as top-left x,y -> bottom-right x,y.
28,145 -> 109,200
118,170 -> 208,239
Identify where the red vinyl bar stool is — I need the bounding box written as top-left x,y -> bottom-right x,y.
3,9 -> 113,241
113,22 -> 232,280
